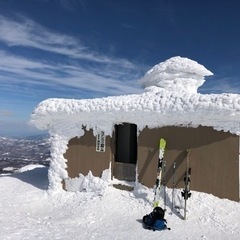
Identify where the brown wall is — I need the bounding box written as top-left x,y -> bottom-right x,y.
63,125 -> 239,201
137,126 -> 239,202
64,129 -> 112,179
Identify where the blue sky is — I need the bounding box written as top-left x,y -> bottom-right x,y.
0,0 -> 240,136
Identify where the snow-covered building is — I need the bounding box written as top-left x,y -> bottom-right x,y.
31,56 -> 240,202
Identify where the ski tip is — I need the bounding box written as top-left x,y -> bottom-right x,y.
160,138 -> 167,148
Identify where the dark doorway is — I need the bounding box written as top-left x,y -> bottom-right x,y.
115,123 -> 137,164
114,123 -> 137,181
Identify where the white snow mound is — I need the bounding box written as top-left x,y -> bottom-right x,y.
139,56 -> 213,93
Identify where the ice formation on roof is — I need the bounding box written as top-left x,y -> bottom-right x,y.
139,56 -> 213,93
31,56 -> 240,136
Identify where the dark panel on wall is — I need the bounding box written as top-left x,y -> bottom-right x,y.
64,129 -> 111,179
113,123 -> 137,181
137,126 -> 239,202
115,123 -> 137,164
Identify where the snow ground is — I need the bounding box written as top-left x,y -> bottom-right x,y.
0,165 -> 239,240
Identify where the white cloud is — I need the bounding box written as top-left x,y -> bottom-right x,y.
0,15 -> 136,67
0,50 -> 142,97
0,15 -> 144,97
0,119 -> 45,137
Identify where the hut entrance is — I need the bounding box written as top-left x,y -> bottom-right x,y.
113,123 -> 137,182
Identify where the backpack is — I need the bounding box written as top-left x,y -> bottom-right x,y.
142,207 -> 170,231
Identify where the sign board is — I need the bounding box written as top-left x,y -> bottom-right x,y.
96,131 -> 105,152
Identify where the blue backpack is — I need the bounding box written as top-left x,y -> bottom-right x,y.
152,219 -> 168,231
142,207 -> 170,231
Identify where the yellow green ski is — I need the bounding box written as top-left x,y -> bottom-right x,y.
153,138 -> 167,207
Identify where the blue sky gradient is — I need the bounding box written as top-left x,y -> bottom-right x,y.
1,0 -> 240,136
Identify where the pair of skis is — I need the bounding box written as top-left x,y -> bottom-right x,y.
181,149 -> 191,220
153,139 -> 192,220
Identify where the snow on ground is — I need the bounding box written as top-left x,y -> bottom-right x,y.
0,164 -> 239,240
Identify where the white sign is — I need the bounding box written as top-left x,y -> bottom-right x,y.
96,131 -> 106,152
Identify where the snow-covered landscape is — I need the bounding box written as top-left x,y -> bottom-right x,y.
1,0 -> 240,236
1,57 -> 240,239
0,164 -> 239,240
0,136 -> 50,172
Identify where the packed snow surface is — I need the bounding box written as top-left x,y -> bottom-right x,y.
0,164 -> 239,240
31,56 -> 240,136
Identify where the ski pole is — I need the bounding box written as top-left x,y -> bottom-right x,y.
172,162 -> 176,213
163,159 -> 167,210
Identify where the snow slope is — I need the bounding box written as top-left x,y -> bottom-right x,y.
0,164 -> 239,240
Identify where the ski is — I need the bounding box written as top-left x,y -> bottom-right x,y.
153,138 -> 167,208
181,149 -> 191,220
171,161 -> 176,213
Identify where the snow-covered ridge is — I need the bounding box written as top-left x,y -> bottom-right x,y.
31,56 -> 240,136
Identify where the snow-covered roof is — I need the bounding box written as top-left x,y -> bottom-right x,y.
139,56 -> 213,93
31,56 -> 240,136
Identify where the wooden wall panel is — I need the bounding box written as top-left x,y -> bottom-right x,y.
137,126 -> 239,201
64,129 -> 111,179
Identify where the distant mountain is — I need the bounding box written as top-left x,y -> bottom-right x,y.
0,135 -> 50,172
